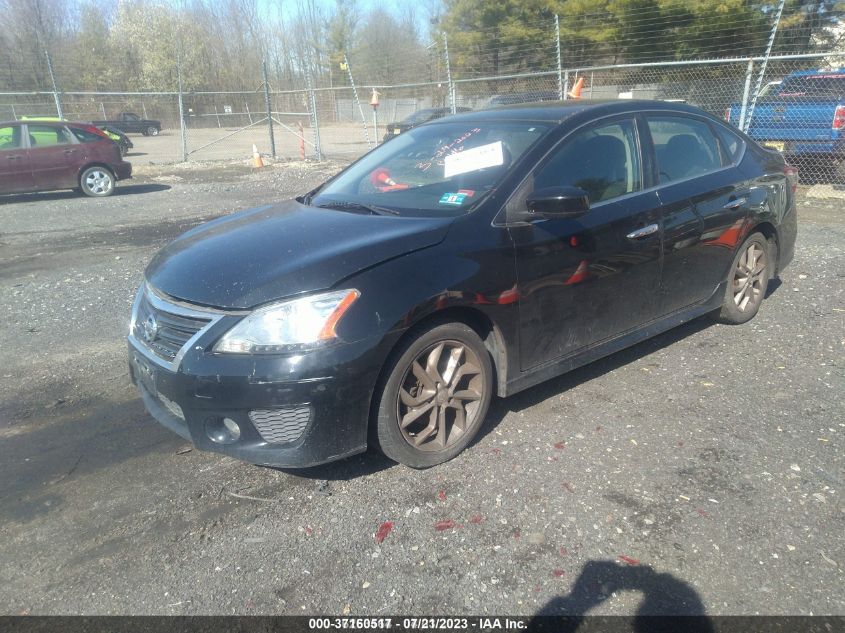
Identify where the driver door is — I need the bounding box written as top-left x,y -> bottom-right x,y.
509,117 -> 665,370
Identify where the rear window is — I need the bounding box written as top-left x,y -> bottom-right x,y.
776,75 -> 845,98
713,124 -> 743,164
70,126 -> 107,143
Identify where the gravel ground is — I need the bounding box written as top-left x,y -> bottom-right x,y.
0,162 -> 842,617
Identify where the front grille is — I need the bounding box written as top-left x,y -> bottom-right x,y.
132,290 -> 212,363
249,406 -> 312,444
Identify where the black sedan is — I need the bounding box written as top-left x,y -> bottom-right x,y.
128,100 -> 797,469
383,106 -> 472,142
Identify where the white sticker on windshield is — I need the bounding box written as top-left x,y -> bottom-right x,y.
443,141 -> 504,178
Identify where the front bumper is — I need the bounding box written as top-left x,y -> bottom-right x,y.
114,161 -> 132,181
127,328 -> 389,468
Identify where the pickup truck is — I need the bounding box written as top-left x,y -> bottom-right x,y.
92,112 -> 161,136
725,69 -> 845,170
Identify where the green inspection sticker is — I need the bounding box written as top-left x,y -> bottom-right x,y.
439,192 -> 468,206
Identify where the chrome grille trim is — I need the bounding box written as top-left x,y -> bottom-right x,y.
128,283 -> 225,371
249,406 -> 312,444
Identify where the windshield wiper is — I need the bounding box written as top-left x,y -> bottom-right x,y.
315,201 -> 400,216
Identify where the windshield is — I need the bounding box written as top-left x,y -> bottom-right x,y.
775,74 -> 845,98
311,120 -> 551,217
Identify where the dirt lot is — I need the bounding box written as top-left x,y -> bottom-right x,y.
0,161 -> 842,616
128,123 -> 370,164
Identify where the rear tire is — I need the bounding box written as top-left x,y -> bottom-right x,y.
79,166 -> 115,197
718,232 -> 769,324
373,322 -> 493,468
146,126 -> 159,136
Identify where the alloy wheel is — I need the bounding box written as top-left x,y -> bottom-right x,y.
84,170 -> 113,195
732,242 -> 767,312
396,340 -> 485,452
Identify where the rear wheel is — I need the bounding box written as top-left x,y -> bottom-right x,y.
80,166 -> 115,197
146,126 -> 159,136
373,323 -> 493,468
718,232 -> 769,324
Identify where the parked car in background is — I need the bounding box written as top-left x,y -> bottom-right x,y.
100,125 -> 134,156
129,100 -> 796,470
92,112 -> 161,136
383,107 -> 472,142
725,69 -> 845,171
0,120 -> 131,197
484,91 -> 561,108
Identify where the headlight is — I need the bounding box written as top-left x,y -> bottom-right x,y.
214,289 -> 360,354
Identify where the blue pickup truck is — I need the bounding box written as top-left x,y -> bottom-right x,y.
725,69 -> 845,172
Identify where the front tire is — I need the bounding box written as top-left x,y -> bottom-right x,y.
373,322 -> 493,468
80,166 -> 115,197
718,232 -> 769,324
146,126 -> 159,136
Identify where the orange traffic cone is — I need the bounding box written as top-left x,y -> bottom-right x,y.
252,144 -> 264,168
568,77 -> 585,99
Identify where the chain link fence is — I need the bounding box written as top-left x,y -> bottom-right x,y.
3,41 -> 845,187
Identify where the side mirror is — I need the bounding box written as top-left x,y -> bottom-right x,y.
525,186 -> 590,218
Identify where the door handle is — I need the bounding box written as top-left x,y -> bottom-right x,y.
63,149 -> 77,154
7,155 -> 21,160
626,224 -> 659,240
723,197 -> 747,210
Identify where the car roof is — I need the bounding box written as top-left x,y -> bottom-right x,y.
0,119 -> 85,127
439,99 -> 718,124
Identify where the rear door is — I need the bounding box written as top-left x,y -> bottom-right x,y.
0,124 -> 34,193
26,124 -> 84,190
644,114 -> 752,315
511,116 -> 664,370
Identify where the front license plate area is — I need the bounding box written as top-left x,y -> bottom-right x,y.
394,128 -> 401,134
133,353 -> 158,395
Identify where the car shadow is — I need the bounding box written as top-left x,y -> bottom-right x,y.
0,183 -> 171,203
476,313 -> 717,447
765,277 -> 782,298
527,560 -> 713,631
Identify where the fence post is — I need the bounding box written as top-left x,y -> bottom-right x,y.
563,70 -> 570,100
177,64 -> 188,162
744,0 -> 785,132
100,102 -> 107,119
343,53 -> 372,150
444,33 -> 456,114
738,59 -> 754,130
262,59 -> 276,158
305,50 -> 322,160
555,15 -> 563,100
45,50 -> 63,119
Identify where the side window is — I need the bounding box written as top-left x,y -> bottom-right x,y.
713,123 -> 743,165
648,116 -> 722,183
0,125 -> 22,150
70,126 -> 105,143
26,124 -> 73,148
533,119 -> 642,204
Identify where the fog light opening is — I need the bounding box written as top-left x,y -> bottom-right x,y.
205,416 -> 241,444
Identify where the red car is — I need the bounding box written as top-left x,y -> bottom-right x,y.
0,120 -> 132,197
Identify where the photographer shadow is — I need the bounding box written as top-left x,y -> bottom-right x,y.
529,560 -> 714,633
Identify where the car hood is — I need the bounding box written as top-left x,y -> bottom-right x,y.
145,200 -> 453,309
